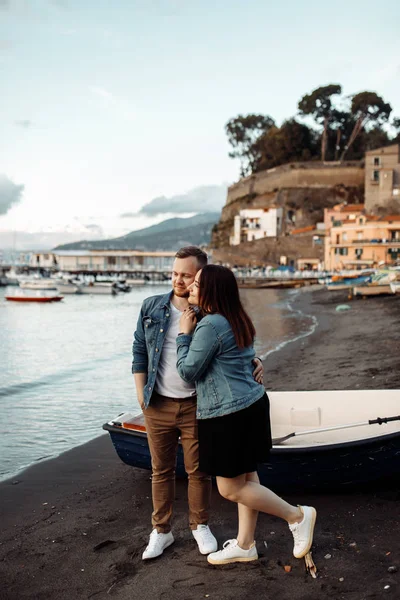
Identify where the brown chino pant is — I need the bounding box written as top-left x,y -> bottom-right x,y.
144,391 -> 211,533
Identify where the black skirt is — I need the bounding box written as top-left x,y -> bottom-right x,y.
198,393 -> 272,478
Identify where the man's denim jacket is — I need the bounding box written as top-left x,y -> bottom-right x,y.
176,313 -> 265,419
132,291 -> 175,408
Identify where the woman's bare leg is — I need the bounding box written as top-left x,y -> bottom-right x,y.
216,475 -> 302,524
237,472 -> 259,549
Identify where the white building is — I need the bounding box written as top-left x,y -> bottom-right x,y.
230,207 -> 283,245
54,250 -> 176,272
18,250 -> 176,271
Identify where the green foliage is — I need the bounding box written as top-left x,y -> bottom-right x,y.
298,84 -> 342,122
253,120 -> 317,172
226,86 -> 398,176
225,114 -> 275,177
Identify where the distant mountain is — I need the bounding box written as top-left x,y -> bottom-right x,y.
54,213 -> 221,251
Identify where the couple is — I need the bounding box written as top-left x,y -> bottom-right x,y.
132,246 -> 316,565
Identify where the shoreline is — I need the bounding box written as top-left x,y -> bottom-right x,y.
1,286 -> 399,600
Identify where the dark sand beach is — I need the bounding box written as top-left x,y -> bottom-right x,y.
1,288 -> 399,600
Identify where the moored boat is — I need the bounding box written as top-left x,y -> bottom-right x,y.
352,269 -> 399,297
390,281 -> 400,294
326,274 -> 372,291
54,279 -> 83,294
5,287 -> 64,302
352,284 -> 393,297
19,278 -> 58,290
80,282 -> 117,295
103,390 -> 400,491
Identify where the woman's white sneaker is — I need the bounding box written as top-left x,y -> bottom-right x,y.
207,539 -> 258,565
192,524 -> 218,555
142,529 -> 174,560
288,505 -> 317,558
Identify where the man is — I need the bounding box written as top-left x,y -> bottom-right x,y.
132,246 -> 264,560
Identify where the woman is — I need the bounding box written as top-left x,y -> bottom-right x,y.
176,264 -> 316,565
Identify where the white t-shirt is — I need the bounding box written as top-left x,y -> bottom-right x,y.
154,303 -> 196,398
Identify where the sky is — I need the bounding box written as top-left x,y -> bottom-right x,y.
1,0 -> 400,248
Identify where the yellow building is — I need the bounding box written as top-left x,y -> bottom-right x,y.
325,214 -> 400,270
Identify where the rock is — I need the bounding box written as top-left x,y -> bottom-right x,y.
324,554 -> 332,559
388,566 -> 398,573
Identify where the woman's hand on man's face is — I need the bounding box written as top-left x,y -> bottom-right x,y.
179,307 -> 197,334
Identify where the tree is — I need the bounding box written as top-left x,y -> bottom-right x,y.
298,84 -> 342,161
391,117 -> 400,143
340,92 -> 392,161
225,114 -> 275,177
253,119 -> 318,172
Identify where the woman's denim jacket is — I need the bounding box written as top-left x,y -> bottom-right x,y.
176,313 -> 264,419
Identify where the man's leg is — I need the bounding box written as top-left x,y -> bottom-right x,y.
178,399 -> 211,530
144,395 -> 179,533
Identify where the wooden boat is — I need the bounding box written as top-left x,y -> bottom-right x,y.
352,284 -> 393,297
326,274 -> 372,291
103,390 -> 400,491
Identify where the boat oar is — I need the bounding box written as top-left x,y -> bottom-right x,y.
272,415 -> 400,445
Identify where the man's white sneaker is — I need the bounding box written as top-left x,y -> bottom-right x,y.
142,529 -> 174,560
288,505 -> 317,558
207,539 -> 258,565
192,524 -> 218,555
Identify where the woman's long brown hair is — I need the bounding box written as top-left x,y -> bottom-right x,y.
198,265 -> 255,349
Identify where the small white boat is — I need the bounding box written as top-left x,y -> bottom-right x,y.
80,282 -> 117,295
5,287 -> 63,303
19,278 -> 58,290
54,280 -> 83,294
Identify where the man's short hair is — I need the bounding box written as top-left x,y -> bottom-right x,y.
175,246 -> 208,269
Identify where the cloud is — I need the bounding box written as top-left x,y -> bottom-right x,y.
14,119 -> 32,128
120,212 -> 136,218
0,0 -> 9,9
83,223 -> 104,236
0,174 -> 24,216
139,184 -> 228,216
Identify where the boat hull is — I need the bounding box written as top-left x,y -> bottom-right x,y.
5,294 -> 64,302
103,424 -> 400,491
353,284 -> 393,297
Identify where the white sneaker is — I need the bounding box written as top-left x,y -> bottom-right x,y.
142,529 -> 174,560
207,539 -> 258,565
192,524 -> 218,555
289,505 -> 317,558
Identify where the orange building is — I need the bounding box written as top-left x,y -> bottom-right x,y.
325,214 -> 400,270
323,203 -> 364,231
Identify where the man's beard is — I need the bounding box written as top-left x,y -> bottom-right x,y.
173,286 -> 190,298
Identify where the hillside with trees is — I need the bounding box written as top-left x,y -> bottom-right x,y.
226,85 -> 400,177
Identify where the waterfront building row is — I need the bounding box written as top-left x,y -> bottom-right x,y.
18,250 -> 176,272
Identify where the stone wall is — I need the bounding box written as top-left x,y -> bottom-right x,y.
226,161 -> 364,204
211,232 -> 323,268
